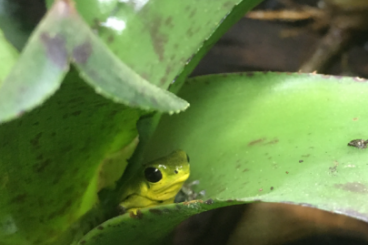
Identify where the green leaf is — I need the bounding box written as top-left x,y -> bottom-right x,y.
77,72 -> 368,244
147,72 -> 368,219
0,0 -> 188,124
0,70 -> 140,245
0,0 -> 264,244
0,29 -> 18,84
47,0 -> 262,90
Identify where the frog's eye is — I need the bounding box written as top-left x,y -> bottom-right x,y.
144,167 -> 162,183
186,154 -> 190,163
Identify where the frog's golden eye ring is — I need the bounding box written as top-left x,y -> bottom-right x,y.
144,167 -> 162,183
186,154 -> 190,163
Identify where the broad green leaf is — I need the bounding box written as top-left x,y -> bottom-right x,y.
0,29 -> 17,84
67,0 -> 264,204
147,72 -> 368,219
0,70 -> 140,245
47,0 -> 262,90
0,0 -> 188,124
78,72 -> 368,244
0,0 -> 264,244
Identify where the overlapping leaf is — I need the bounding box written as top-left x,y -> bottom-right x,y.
80,73 -> 368,244
0,0 -> 188,124
0,30 -> 18,84
0,0 -> 264,244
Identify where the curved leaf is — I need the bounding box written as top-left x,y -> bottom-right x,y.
0,29 -> 17,84
147,73 -> 368,220
48,0 -> 262,90
0,70 -> 140,245
0,0 -> 188,124
78,72 -> 368,244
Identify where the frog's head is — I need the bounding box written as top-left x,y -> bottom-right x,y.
142,150 -> 190,201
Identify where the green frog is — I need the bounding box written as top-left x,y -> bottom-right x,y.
120,150 -> 190,213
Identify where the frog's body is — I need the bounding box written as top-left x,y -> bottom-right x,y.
120,150 -> 190,213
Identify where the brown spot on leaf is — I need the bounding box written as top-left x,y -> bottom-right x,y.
146,16 -> 167,61
165,16 -> 173,27
48,199 -> 73,220
335,182 -> 368,194
159,64 -> 174,86
107,35 -> 114,43
34,159 -> 52,173
189,9 -> 196,18
36,154 -> 44,160
92,18 -> 101,29
353,117 -> 358,121
40,32 -> 68,69
270,186 -> 274,190
242,168 -> 249,172
248,138 -> 265,146
71,111 -> 81,116
30,132 -> 43,147
186,28 -> 194,38
265,138 -> 279,145
149,209 -> 163,215
73,42 -> 92,64
329,161 -> 339,174
97,226 -> 104,230
11,194 -> 27,204
299,160 -> 304,163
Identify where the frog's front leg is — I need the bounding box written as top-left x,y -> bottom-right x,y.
121,195 -> 175,214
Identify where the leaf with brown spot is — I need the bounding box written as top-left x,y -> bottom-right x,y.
0,0 -> 189,124
145,73 -> 368,228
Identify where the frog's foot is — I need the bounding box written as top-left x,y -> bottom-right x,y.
117,205 -> 127,214
128,208 -> 140,215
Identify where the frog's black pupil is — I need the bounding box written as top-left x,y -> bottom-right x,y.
144,167 -> 162,183
186,154 -> 190,163
174,170 -> 178,174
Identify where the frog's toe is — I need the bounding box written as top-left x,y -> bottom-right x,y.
128,208 -> 140,215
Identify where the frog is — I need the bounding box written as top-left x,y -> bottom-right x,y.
119,150 -> 190,213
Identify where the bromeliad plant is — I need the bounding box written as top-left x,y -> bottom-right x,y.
1,0 -> 368,244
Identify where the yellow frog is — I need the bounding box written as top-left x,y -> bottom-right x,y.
120,150 -> 190,213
